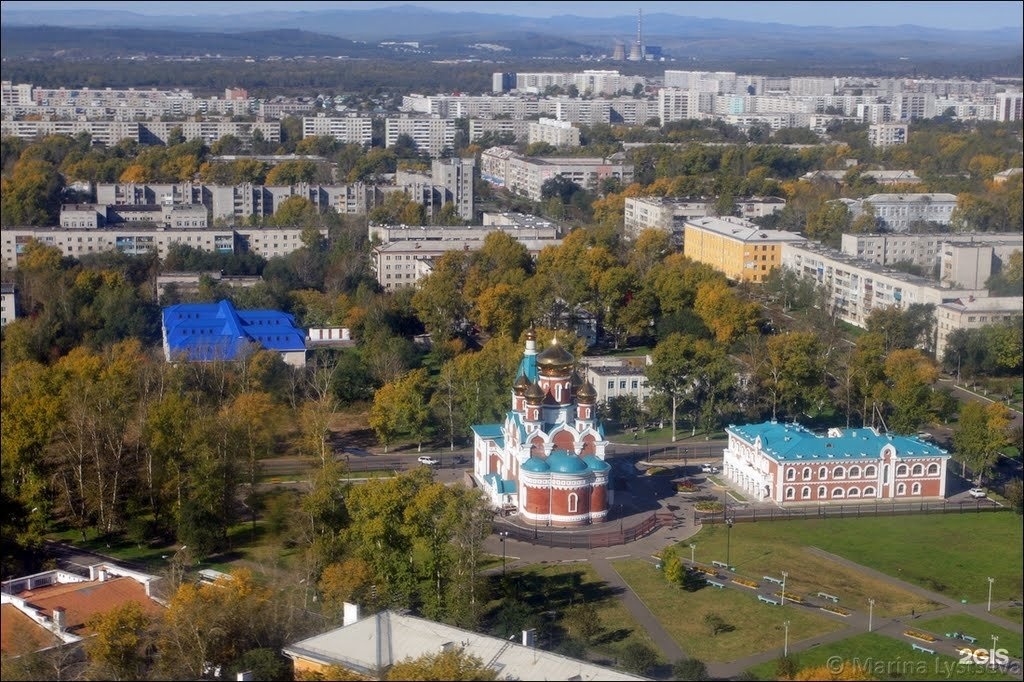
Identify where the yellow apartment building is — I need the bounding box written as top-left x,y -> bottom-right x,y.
683,216 -> 805,283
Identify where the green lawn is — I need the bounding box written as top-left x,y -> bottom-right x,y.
679,514 -> 1023,607
745,632 -> 1017,681
992,606 -> 1023,625
485,562 -> 661,670
611,559 -> 844,662
915,614 -> 1023,659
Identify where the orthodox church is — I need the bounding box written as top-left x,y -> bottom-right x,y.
472,328 -> 612,526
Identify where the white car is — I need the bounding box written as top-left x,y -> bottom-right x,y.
701,464 -> 720,474
418,456 -> 440,466
968,487 -> 987,499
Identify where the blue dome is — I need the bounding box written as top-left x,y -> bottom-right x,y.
546,450 -> 589,474
583,455 -> 610,472
521,457 -> 550,473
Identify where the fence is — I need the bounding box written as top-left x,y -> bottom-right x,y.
699,499 -> 1009,524
494,511 -> 677,549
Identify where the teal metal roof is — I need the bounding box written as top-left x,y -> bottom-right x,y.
727,422 -> 947,461
507,411 -> 527,442
517,352 -> 538,384
583,455 -> 610,472
547,449 -> 589,474
472,423 -> 504,449
521,457 -> 550,473
498,479 -> 517,495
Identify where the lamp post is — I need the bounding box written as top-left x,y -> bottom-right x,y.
868,598 -> 875,632
784,620 -> 790,657
726,517 -> 735,567
987,576 -> 994,612
499,531 -> 509,576
690,543 -> 696,565
991,635 -> 999,669
781,571 -> 788,606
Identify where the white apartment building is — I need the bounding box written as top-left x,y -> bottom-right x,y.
995,92 -> 1023,122
868,123 -> 908,147
857,103 -> 894,124
140,120 -> 280,146
0,120 -> 142,146
781,242 -> 987,330
2,225 -> 325,268
935,296 -> 1024,361
894,93 -> 936,120
384,117 -> 456,158
469,118 -> 530,142
1,80 -> 34,106
0,284 -> 17,328
608,97 -> 658,125
302,115 -> 373,146
583,355 -> 653,407
841,193 -> 958,232
480,148 -> 633,202
941,239 -> 1024,289
623,196 -> 785,238
370,221 -> 558,245
663,70 -> 737,93
553,99 -> 612,125
657,88 -> 708,125
528,118 -> 581,147
788,77 -> 836,96
802,170 -> 922,186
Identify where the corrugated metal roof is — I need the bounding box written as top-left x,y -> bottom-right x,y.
162,300 -> 304,361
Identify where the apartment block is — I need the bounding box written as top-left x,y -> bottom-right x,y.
582,355 -> 653,407
385,117 -> 456,158
302,115 -> 373,146
868,123 -> 908,147
0,283 -> 17,327
527,118 -> 581,147
841,193 -> 957,232
683,216 -> 804,283
624,196 -> 785,238
468,118 -> 531,143
995,92 -> 1023,122
0,119 -> 142,145
480,148 -> 633,202
936,296 -> 1024,361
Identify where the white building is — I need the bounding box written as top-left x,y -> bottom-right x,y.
841,193 -> 958,232
623,196 -> 785,238
527,118 -> 581,147
384,117 -> 456,158
935,296 -> 1024,361
995,91 -> 1023,122
0,284 -> 17,327
583,355 -> 653,406
868,123 -> 909,147
480,148 -> 633,202
301,115 -> 373,146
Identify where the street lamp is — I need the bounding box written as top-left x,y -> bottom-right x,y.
499,531 -> 509,576
991,635 -> 999,669
987,577 -> 995,612
868,598 -> 875,632
726,517 -> 735,567
690,543 -> 696,565
783,620 -> 790,657
781,571 -> 788,606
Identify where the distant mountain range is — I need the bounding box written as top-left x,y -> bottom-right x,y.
2,5 -> 1021,68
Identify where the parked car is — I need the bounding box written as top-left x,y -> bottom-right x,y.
418,456 -> 440,466
968,487 -> 987,499
701,464 -> 720,474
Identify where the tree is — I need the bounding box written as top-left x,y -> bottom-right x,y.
756,332 -> 827,421
805,201 -> 851,245
563,601 -> 604,642
694,280 -> 761,345
953,402 -> 1011,484
85,600 -> 153,681
318,558 -> 375,621
881,349 -> 937,434
776,655 -> 800,680
619,642 -> 659,675
703,612 -> 734,636
648,334 -> 724,441
370,368 -> 431,452
412,251 -> 469,344
674,658 -> 710,681
385,647 -> 497,681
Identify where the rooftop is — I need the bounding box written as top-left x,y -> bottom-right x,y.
162,300 -> 305,362
685,216 -> 804,243
728,421 -> 947,462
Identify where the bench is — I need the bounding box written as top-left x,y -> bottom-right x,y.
706,579 -> 725,589
817,592 -> 839,603
712,561 -> 732,570
947,632 -> 978,644
758,595 -> 780,605
911,644 -> 936,655
763,575 -> 784,585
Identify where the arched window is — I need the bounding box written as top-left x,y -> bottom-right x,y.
802,467 -> 811,480
849,466 -> 861,478
834,466 -> 846,479
863,486 -> 875,496
817,486 -> 826,498
912,464 -> 923,476
848,487 -> 860,497
832,488 -> 845,498
897,483 -> 906,495
567,493 -> 578,513
912,482 -> 921,495
801,486 -> 810,499
786,468 -> 796,481
896,464 -> 908,476
555,383 -> 562,402
819,466 -> 828,479
865,465 -> 876,478
927,463 -> 939,475
786,487 -> 795,499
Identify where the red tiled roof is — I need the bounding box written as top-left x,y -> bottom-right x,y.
17,577 -> 163,638
0,603 -> 60,656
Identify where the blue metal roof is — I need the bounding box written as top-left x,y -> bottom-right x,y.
583,455 -> 610,472
472,424 -> 504,449
547,449 -> 589,474
162,300 -> 305,362
483,473 -> 518,495
521,457 -> 550,473
727,422 -> 947,461
517,352 -> 538,384
507,411 -> 527,442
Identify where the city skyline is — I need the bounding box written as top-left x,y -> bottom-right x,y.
3,0 -> 1022,30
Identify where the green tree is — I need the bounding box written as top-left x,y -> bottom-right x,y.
619,642 -> 659,675
756,332 -> 827,421
385,647 -> 497,681
370,368 -> 432,452
648,334 -> 727,441
412,251 -> 469,343
85,601 -> 153,681
882,349 -> 937,434
953,402 -> 1011,484
674,658 -> 711,681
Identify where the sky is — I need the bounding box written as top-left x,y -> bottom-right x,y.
3,1 -> 1022,30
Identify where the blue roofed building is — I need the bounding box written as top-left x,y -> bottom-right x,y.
161,300 -> 307,367
471,327 -> 612,526
723,421 -> 951,505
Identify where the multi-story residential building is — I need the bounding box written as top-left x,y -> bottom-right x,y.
1,225 -> 325,269
552,99 -> 612,125
683,216 -> 804,283
857,102 -> 894,124
935,296 -> 1024,361
781,241 -> 987,330
868,122 -> 909,147
607,97 -> 658,125
583,355 -> 652,407
894,93 -> 936,120
657,88 -> 708,125
788,77 -> 836,96
528,118 -> 581,147
480,148 -> 634,202
802,170 -> 922,186
995,91 -> 1023,122
302,114 -> 373,146
0,283 -> 17,327
623,196 -> 785,238
724,421 -> 950,505
60,203 -> 208,229
468,118 -> 531,143
393,157 -> 476,222
384,116 -> 456,157
0,120 -> 142,146
840,193 -> 958,232
370,220 -> 558,246
140,120 -> 280,146
1,80 -> 34,106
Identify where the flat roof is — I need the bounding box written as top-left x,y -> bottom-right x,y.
728,422 -> 947,462
685,216 -> 804,243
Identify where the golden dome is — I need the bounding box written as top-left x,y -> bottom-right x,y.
536,338 -> 574,374
513,373 -> 531,395
577,380 -> 597,402
525,381 -> 546,404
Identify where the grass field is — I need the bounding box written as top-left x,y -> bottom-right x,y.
611,559 -> 844,662
485,562 -> 661,670
915,614 -> 1023,659
745,632 -> 1017,681
678,514 -> 1023,607
992,606 -> 1023,625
